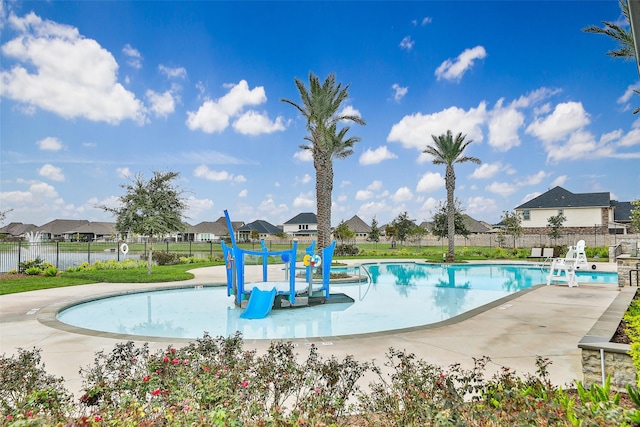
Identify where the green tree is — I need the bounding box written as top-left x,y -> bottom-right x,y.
584,0 -> 634,61
631,198 -> 640,233
249,230 -> 260,243
584,0 -> 639,113
384,223 -> 397,246
367,216 -> 381,246
408,224 -> 428,246
501,211 -> 523,249
99,171 -> 187,275
390,212 -> 416,247
547,212 -> 567,245
424,130 -> 480,262
430,201 -> 470,240
282,72 -> 365,250
333,220 -> 354,244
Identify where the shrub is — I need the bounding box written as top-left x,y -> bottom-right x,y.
18,258 -> 44,274
42,267 -> 58,277
0,348 -> 73,422
334,244 -> 359,257
24,267 -> 42,276
152,251 -> 181,266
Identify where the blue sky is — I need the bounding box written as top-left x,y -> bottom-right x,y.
1,0 -> 639,229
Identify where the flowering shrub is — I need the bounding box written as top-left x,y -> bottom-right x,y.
1,335 -> 639,425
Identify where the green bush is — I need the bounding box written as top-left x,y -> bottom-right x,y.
18,258 -> 45,274
24,267 -> 42,276
334,244 -> 360,256
152,251 -> 181,266
1,335 -> 637,426
42,267 -> 58,277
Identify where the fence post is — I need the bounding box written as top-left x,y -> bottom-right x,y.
17,240 -> 22,271
87,241 -> 91,265
189,241 -> 192,257
210,241 -> 213,258
56,241 -> 60,269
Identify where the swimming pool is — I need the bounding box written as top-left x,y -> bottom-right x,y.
56,263 -> 617,340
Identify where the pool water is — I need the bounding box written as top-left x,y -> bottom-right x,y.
56,263 -> 617,340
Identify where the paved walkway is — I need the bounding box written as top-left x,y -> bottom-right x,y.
0,260 -> 623,395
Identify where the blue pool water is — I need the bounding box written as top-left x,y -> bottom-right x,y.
56,263 -> 617,340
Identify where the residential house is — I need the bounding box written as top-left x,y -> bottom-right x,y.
0,222 -> 38,240
342,215 -> 371,240
185,216 -> 244,242
514,186 -> 634,234
283,212 -> 317,237
34,219 -> 90,241
63,222 -> 117,241
238,220 -> 282,242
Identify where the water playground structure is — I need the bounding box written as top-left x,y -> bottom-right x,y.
221,210 -> 347,319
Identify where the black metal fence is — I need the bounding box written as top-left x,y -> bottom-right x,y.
0,240 -> 305,273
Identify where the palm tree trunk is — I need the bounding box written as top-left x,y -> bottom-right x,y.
314,154 -> 333,250
446,165 -> 456,262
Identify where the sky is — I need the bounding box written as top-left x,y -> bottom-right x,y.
1,0 -> 640,229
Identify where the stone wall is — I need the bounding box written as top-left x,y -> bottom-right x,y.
618,255 -> 640,287
579,286 -> 637,392
581,347 -> 636,392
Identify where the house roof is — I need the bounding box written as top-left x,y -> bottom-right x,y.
612,201 -> 633,222
35,219 -> 90,235
65,222 -> 117,235
238,220 -> 282,234
0,222 -> 38,237
188,221 -> 231,235
515,186 -> 611,209
284,212 -> 317,225
344,215 -> 371,233
462,215 -> 492,233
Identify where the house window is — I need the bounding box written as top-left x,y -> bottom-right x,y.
523,210 -> 530,221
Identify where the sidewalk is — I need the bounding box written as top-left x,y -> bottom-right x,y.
0,261 -> 622,396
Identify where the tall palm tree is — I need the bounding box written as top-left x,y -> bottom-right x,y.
424,130 -> 480,262
282,72 -> 365,249
583,0 -> 635,60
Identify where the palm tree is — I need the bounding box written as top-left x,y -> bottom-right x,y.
424,130 -> 480,262
282,72 -> 365,249
583,0 -> 635,61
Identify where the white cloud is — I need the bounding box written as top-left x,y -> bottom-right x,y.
526,101 -> 590,143
435,45 -> 486,82
38,163 -> 64,181
551,175 -> 568,187
416,172 -> 445,192
355,190 -> 373,201
258,197 -> 289,216
116,167 -> 131,178
617,82 -> 640,105
122,43 -> 142,69
185,196 -> 214,219
367,180 -> 383,191
193,165 -> 244,182
470,162 -> 503,179
421,17 -> 432,25
388,102 -> 486,150
516,170 -> 550,186
485,181 -> 517,196
391,186 -> 413,202
339,104 -> 361,119
158,64 -> 187,79
146,89 -> 176,118
520,192 -> 541,205
232,110 -> 286,135
293,192 -> 315,209
488,99 -> 524,151
392,83 -> 408,102
544,129 -> 613,163
186,80 -> 267,133
293,150 -> 313,162
466,196 -> 498,216
619,128 -> 640,147
238,189 -> 248,198
358,201 -> 391,221
1,12 -> 146,124
296,174 -> 312,184
399,36 -> 414,51
359,145 -> 397,165
36,136 -> 63,151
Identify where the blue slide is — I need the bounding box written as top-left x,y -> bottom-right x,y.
240,287 -> 277,319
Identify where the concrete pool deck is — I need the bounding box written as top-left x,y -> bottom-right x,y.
0,259 -> 625,396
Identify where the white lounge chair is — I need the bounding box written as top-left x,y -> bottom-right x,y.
547,247 -> 579,287
528,247 -> 542,259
